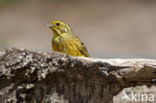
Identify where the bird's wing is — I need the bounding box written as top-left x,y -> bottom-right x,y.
74,36 -> 90,57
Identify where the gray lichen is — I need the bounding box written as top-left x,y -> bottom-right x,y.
0,48 -> 155,103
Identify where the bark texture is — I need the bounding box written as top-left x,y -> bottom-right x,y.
0,48 -> 155,103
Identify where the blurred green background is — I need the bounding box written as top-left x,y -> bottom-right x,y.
0,0 -> 156,58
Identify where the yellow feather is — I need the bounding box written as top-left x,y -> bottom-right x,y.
49,20 -> 90,57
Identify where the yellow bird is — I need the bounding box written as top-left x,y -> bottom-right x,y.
47,20 -> 90,57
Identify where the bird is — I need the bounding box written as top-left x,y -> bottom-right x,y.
47,20 -> 90,57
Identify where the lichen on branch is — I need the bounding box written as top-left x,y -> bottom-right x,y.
0,48 -> 155,103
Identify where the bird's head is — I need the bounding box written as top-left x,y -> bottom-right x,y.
47,20 -> 71,36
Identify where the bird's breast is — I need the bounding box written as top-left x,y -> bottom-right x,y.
52,36 -> 84,56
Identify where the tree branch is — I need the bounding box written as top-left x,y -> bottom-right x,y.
0,48 -> 155,103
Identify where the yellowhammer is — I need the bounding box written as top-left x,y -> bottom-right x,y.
47,20 -> 90,57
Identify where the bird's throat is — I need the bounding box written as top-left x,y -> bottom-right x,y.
52,28 -> 61,37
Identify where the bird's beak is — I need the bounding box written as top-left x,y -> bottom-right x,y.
46,24 -> 52,28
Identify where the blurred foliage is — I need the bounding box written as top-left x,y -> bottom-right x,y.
43,0 -> 85,3
45,0 -> 79,1
0,38 -> 8,48
0,0 -> 84,6
0,0 -> 25,6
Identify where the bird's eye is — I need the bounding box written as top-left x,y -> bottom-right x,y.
56,23 -> 60,26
